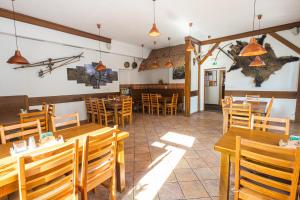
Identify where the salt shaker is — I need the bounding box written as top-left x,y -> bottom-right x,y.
28,136 -> 36,149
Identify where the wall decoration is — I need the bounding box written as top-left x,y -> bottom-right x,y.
14,53 -> 83,78
227,35 -> 299,87
172,66 -> 185,79
67,62 -> 118,89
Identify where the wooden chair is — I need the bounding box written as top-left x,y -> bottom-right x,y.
118,97 -> 133,128
265,97 -> 274,118
0,120 -> 41,144
246,94 -> 260,102
166,93 -> 179,115
234,136 -> 300,200
142,93 -> 151,114
79,128 -> 117,200
51,112 -> 80,132
20,110 -> 48,132
150,94 -> 163,116
0,161 -> 17,198
97,98 -> 114,126
84,97 -> 93,123
17,139 -> 79,200
41,102 -> 47,111
48,104 -> 55,117
90,98 -> 100,123
251,115 -> 290,135
229,103 -> 252,129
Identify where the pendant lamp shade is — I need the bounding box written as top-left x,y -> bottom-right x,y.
149,0 -> 160,37
249,56 -> 266,67
95,24 -> 106,71
165,58 -> 174,68
186,22 -> 194,52
7,0 -> 30,65
239,37 -> 267,57
151,60 -> 160,68
7,50 -> 29,64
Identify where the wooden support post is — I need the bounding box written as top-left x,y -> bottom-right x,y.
296,63 -> 300,122
185,39 -> 192,116
269,32 -> 300,55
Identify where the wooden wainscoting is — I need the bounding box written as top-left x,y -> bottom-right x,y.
225,90 -> 297,99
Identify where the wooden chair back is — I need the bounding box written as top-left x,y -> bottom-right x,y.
246,94 -> 260,102
0,120 -> 42,144
229,103 -> 252,129
48,104 -> 55,117
221,96 -> 233,113
150,94 -> 159,107
234,136 -> 300,200
80,128 -> 117,197
107,95 -> 116,100
121,97 -> 132,116
84,97 -> 92,113
172,93 -> 178,108
251,115 -> 290,135
0,161 -> 16,197
20,110 -> 48,132
51,112 -> 80,132
17,140 -> 79,200
90,98 -> 99,114
142,93 -> 150,105
41,102 -> 47,111
97,98 -> 107,115
265,97 -> 274,118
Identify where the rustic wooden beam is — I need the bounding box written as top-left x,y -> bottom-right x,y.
269,32 -> 300,55
200,21 -> 300,45
184,39 -> 192,116
0,7 -> 111,43
199,42 -> 221,65
185,36 -> 201,45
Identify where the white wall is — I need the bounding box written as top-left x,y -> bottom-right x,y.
0,17 -> 150,120
199,30 -> 300,119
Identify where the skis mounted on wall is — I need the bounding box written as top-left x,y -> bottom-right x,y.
13,52 -> 84,78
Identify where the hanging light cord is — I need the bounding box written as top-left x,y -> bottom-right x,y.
153,0 -> 156,23
252,0 -> 257,31
168,37 -> 171,58
11,0 -> 19,50
98,25 -> 102,60
141,44 -> 144,59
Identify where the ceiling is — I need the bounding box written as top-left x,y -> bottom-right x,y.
1,0 -> 300,48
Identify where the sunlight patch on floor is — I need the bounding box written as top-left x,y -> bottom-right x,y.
160,131 -> 195,147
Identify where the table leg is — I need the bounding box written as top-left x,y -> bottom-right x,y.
114,105 -> 118,125
219,153 -> 230,200
164,100 -> 167,116
116,141 -> 125,192
223,109 -> 229,134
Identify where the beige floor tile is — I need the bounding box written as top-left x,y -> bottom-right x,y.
158,182 -> 184,200
203,179 -> 220,197
186,157 -> 208,168
179,181 -> 209,199
174,168 -> 198,181
193,167 -> 217,181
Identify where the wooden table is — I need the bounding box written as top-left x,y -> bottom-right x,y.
214,127 -> 288,200
222,101 -> 268,134
159,96 -> 172,116
0,123 -> 129,197
105,100 -> 122,125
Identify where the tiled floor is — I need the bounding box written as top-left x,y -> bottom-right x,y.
90,111 -> 300,200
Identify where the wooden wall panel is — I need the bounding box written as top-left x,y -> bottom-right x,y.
225,90 -> 297,99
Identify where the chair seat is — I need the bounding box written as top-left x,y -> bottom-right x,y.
239,187 -> 274,200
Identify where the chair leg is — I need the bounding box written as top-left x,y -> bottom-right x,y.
81,188 -> 88,200
122,117 -> 125,128
148,106 -> 150,114
142,105 -> 145,114
105,116 -> 108,126
130,114 -> 133,125
110,175 -> 116,200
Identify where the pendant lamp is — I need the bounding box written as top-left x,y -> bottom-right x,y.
186,22 -> 194,52
149,0 -> 160,37
249,56 -> 265,67
165,37 -> 174,68
7,0 -> 30,65
139,44 -> 146,69
95,24 -> 106,71
151,41 -> 160,68
239,0 -> 267,57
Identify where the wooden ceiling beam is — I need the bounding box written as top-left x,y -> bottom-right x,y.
269,32 -> 300,55
200,21 -> 300,45
199,42 -> 221,65
185,36 -> 201,45
0,7 -> 111,43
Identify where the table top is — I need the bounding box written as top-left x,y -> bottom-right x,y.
224,100 -> 268,114
214,127 -> 288,157
0,123 -> 129,186
0,109 -> 41,126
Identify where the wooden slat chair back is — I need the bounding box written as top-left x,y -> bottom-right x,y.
246,94 -> 260,102
0,161 -> 17,197
20,110 -> 48,132
221,96 -> 233,113
172,93 -> 179,112
150,94 -> 162,115
229,103 -> 252,129
90,98 -> 100,123
80,128 -> 117,200
251,115 -> 290,135
142,93 -> 151,114
84,97 -> 93,123
265,97 -> 274,118
51,112 -> 80,132
48,104 -> 55,117
17,139 -> 79,200
118,97 -> 133,128
97,99 -> 114,126
234,136 -> 300,200
0,120 -> 42,144
41,102 -> 47,112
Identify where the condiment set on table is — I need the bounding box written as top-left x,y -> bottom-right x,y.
279,135 -> 300,148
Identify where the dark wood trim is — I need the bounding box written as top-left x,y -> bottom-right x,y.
28,92 -> 119,106
120,83 -> 184,90
185,40 -> 192,116
0,7 -> 111,43
225,90 -> 297,99
200,21 -> 300,45
190,90 -> 198,97
269,32 -> 300,55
